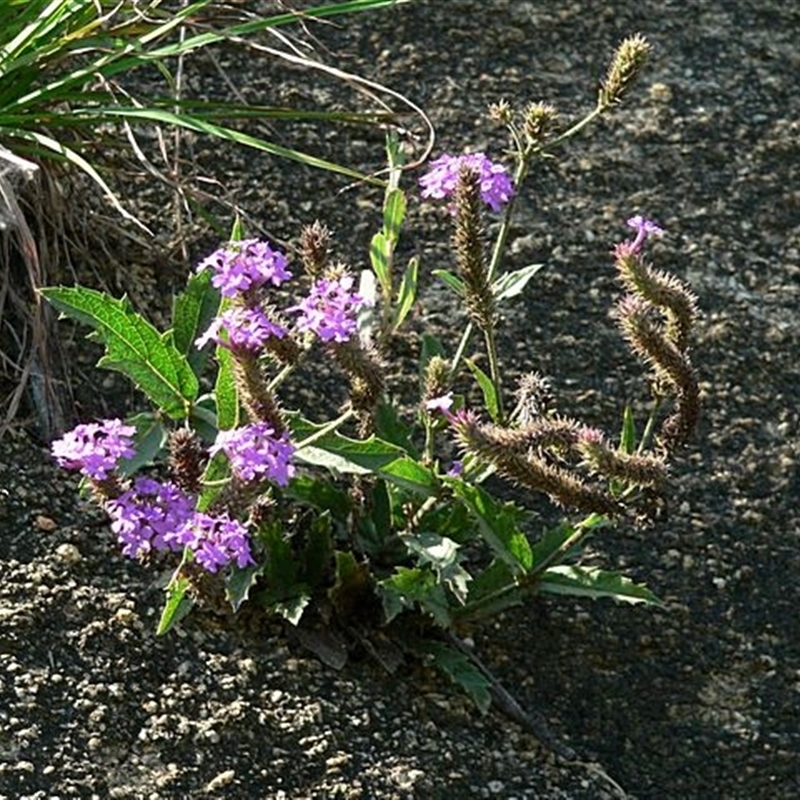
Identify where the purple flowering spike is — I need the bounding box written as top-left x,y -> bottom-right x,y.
168,512 -> 255,573
210,422 -> 295,486
51,418 -> 137,480
626,215 -> 664,252
289,273 -> 369,343
195,305 -> 287,354
197,239 -> 292,298
106,477 -> 195,559
420,153 -> 514,212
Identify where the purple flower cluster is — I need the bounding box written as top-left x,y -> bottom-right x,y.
289,273 -> 368,343
51,418 -> 136,480
195,306 -> 287,353
169,511 -> 254,573
106,477 -> 194,558
52,420 -> 264,574
210,422 -> 295,486
197,239 -> 292,297
420,153 -> 514,213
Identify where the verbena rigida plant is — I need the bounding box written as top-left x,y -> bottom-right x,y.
43,34 -> 700,732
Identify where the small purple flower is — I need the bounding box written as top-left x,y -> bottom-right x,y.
626,215 -> 664,252
51,418 -> 136,480
425,392 -> 454,414
289,273 -> 369,343
420,153 -> 514,212
106,477 -> 195,559
169,511 -> 254,573
197,239 -> 292,298
196,305 -> 287,354
210,422 -> 295,486
446,460 -> 464,478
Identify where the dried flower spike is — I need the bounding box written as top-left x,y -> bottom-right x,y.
598,33 -> 651,111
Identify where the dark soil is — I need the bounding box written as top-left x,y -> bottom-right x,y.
3,1 -> 800,798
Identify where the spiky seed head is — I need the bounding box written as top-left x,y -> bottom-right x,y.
522,102 -> 558,147
598,33 -> 651,111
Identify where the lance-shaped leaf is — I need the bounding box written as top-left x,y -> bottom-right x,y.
393,256 -> 418,331
466,357 -> 500,422
538,565 -> 663,605
157,572 -> 194,636
41,286 -> 198,419
491,263 -> 545,302
416,641 -> 492,713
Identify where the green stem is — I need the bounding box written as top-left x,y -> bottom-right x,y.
455,513 -> 606,620
294,407 -> 357,451
483,325 -> 504,424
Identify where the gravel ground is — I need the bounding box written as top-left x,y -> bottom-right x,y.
2,1 -> 800,798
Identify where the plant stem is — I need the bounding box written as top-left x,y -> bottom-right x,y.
294,408 -> 357,450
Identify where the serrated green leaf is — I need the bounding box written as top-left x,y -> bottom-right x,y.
379,456 -> 438,497
461,559 -> 523,620
213,345 -> 239,431
291,416 -> 407,475
171,268 -> 221,376
491,263 -> 545,302
226,564 -> 262,613
41,286 -> 197,418
449,481 -> 533,572
404,532 -> 472,604
393,256 -> 418,331
272,594 -> 311,626
419,641 -> 492,713
538,565 -> 663,605
378,567 -> 451,627
466,358 -> 500,422
373,400 -> 419,457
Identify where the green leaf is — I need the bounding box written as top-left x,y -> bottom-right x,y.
620,405 -> 637,455
369,230 -> 392,293
213,345 -> 239,431
378,567 -> 451,627
404,532 -> 472,604
432,268 -> 465,297
373,400 -> 419,457
378,456 -> 438,497
491,263 -> 545,302
156,572 -> 194,635
463,559 -> 522,619
226,564 -> 262,613
303,511 -> 335,588
382,187 -> 406,243
466,358 -> 500,422
393,256 -> 418,331
171,268 -> 221,377
418,641 -> 492,713
119,412 -> 166,475
273,594 -> 311,626
41,286 -> 197,418
449,481 -> 533,572
291,416 -> 407,475
538,565 -> 663,605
